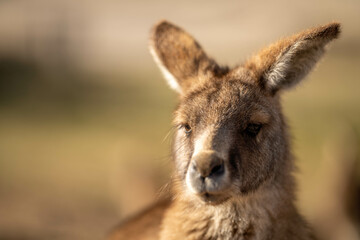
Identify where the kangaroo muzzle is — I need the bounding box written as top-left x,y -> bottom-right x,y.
186,151 -> 230,195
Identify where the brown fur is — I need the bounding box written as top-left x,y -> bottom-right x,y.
108,21 -> 340,240
108,199 -> 171,240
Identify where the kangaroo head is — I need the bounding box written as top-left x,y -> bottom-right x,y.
150,21 -> 340,205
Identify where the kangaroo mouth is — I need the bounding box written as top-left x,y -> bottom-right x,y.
198,192 -> 230,205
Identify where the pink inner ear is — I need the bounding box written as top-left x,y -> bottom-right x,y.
263,39 -> 325,92
243,22 -> 340,94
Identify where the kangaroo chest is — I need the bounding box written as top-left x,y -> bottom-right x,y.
160,202 -> 273,240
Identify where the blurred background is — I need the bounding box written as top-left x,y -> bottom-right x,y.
0,0 -> 359,239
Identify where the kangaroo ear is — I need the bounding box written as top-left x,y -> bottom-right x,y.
245,23 -> 340,94
149,21 -> 223,94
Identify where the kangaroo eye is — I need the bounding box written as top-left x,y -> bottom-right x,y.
183,124 -> 192,135
245,123 -> 262,137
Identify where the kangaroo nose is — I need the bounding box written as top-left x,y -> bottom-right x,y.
187,151 -> 228,195
191,152 -> 225,178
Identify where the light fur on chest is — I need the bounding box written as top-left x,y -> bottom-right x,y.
160,197 -> 277,240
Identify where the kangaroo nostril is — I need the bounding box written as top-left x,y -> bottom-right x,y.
188,153 -> 227,194
191,152 -> 225,178
210,162 -> 224,176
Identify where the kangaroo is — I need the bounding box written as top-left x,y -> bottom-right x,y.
109,21 -> 340,240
